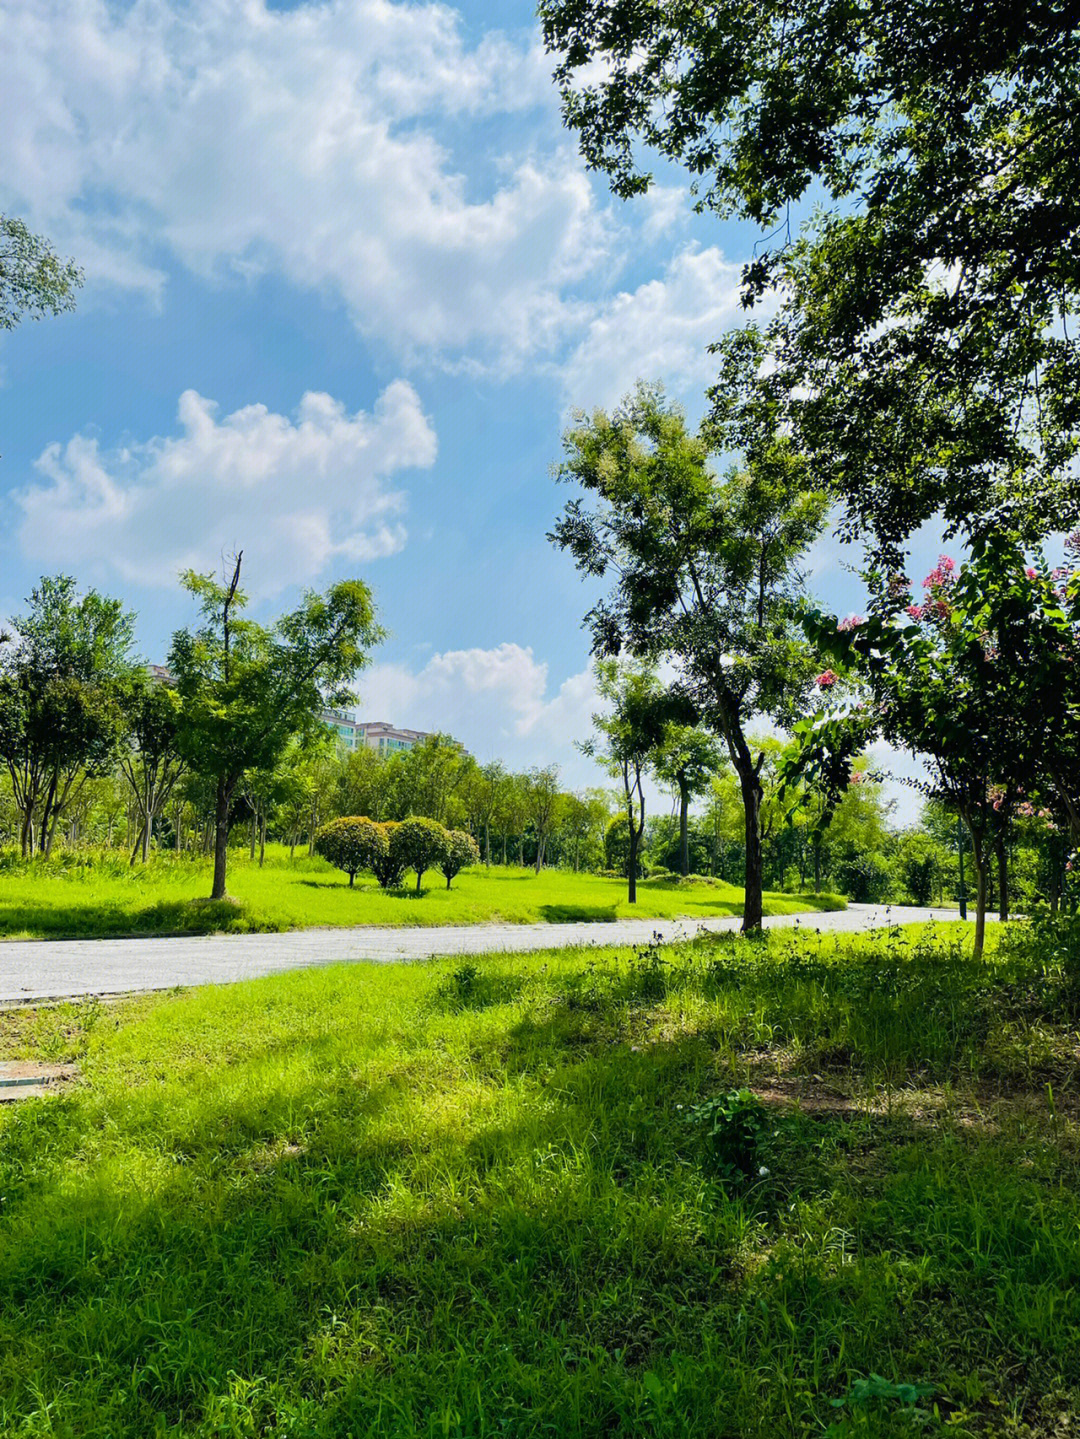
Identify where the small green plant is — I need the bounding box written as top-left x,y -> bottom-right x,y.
685,1087 -> 769,1184
826,1373 -> 937,1433
628,932 -> 669,1003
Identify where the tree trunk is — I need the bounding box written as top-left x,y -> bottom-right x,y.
484,822 -> 491,866
679,780 -> 690,877
142,808 -> 152,862
20,810 -> 34,859
259,813 -> 267,868
969,829 -> 987,960
130,820 -> 147,865
738,764 -> 764,932
416,867 -> 423,895
995,836 -> 1009,922
813,842 -> 822,894
627,820 -> 638,904
211,775 -> 232,901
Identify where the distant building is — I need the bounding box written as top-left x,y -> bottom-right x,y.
319,714 -> 464,756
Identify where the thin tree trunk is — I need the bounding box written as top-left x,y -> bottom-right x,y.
738,763 -> 764,932
211,775 -> 232,900
968,827 -> 988,960
995,836 -> 1009,922
679,780 -> 690,876
130,820 -> 147,865
259,813 -> 267,868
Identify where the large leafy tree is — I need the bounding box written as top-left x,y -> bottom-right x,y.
0,576 -> 135,857
169,554 -> 383,900
551,379 -> 826,929
541,2 -> 1080,554
523,765 -> 562,873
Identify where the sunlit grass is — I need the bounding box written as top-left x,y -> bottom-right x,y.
0,845 -> 845,939
0,920 -> 1077,1436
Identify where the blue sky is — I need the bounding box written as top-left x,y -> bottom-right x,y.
2,0 -> 935,814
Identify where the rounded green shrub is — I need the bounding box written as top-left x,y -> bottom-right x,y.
439,829 -> 480,889
391,817 -> 450,893
314,817 -> 388,887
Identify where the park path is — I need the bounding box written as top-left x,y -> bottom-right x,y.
0,904 -> 962,1004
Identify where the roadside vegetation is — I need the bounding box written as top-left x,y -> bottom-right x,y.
1,917 -> 1078,1436
0,846 -> 844,940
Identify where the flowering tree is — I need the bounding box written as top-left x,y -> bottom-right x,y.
792,533 -> 1080,955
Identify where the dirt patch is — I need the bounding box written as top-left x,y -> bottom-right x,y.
0,1060 -> 79,1100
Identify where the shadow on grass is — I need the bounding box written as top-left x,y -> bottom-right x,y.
0,898 -> 269,941
537,904 -> 620,923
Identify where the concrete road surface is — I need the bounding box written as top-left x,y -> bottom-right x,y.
0,904 -> 965,1004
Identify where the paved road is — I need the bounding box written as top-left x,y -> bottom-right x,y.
0,904 -> 964,1004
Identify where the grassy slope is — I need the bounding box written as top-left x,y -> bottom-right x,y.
0,847 -> 844,939
1,922 -> 1078,1437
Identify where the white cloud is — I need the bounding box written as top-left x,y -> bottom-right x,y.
3,0 -> 611,371
359,642 -> 601,770
17,380 -> 437,594
559,245 -> 748,411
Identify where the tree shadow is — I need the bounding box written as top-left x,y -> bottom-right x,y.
538,903 -> 620,923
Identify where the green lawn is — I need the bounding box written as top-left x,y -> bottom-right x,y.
1,921 -> 1077,1436
0,846 -> 844,939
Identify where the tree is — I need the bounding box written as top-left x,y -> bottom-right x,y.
551,378 -> 826,929
461,760 -> 508,864
582,660 -> 675,903
392,816 -> 450,894
395,735 -> 473,826
558,789 -> 611,872
371,821 -> 406,889
790,540 -> 1063,955
315,816 -> 388,887
1,217 -> 82,331
523,766 -> 561,873
652,725 -> 723,876
440,829 -> 480,890
334,745 -> 398,822
540,2 -> 1080,555
118,671 -> 187,864
0,576 -> 135,857
169,553 -> 382,900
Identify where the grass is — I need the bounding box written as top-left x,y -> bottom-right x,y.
0,919 -> 1078,1436
0,845 -> 845,939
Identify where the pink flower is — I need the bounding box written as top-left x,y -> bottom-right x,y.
849,769 -> 865,785
815,670 -> 838,688
905,604 -> 924,622
1025,566 -> 1038,580
837,615 -> 865,631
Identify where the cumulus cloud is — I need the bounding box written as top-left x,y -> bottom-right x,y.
3,0 -> 611,370
559,245 -> 749,411
359,642 -> 600,769
17,380 -> 437,594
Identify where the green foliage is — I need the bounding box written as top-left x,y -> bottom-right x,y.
552,377 -> 827,928
391,816 -> 450,893
370,821 -> 405,889
169,555 -> 383,898
685,1088 -> 769,1186
0,216 -> 82,329
0,576 -> 136,857
541,1 -> 1080,548
438,828 -> 479,889
314,816 -> 388,886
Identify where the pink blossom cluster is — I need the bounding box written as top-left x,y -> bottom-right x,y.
815,670 -> 839,688
1065,531 -> 1080,557
905,603 -> 924,622
837,615 -> 865,631
922,555 -> 956,590
848,769 -> 866,786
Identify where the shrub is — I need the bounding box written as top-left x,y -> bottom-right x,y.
391,817 -> 450,893
371,821 -> 406,889
440,829 -> 480,890
314,817 -> 387,887
685,1088 -> 769,1186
